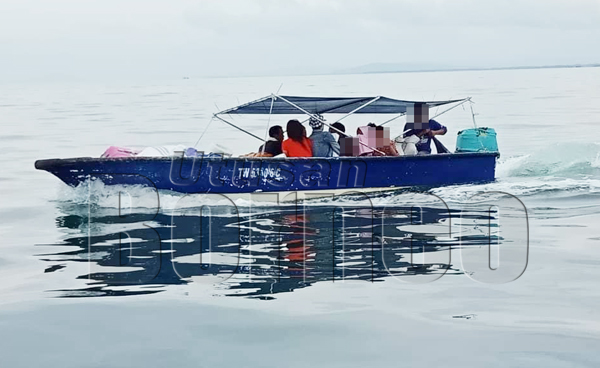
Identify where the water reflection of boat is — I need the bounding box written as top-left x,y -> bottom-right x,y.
39,202 -> 500,299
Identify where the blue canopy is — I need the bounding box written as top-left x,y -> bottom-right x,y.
216,95 -> 466,115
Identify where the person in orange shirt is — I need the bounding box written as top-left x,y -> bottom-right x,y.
282,119 -> 313,157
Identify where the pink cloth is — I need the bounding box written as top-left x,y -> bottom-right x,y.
101,146 -> 140,158
357,126 -> 375,156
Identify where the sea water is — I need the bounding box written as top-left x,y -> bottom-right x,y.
1,67 -> 600,367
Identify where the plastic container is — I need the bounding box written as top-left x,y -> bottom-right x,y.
456,127 -> 498,153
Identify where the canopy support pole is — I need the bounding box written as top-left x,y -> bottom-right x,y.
298,96 -> 381,125
379,112 -> 406,127
334,96 -> 382,123
380,97 -> 471,127
213,114 -> 265,142
259,95 -> 277,154
193,115 -> 215,148
432,97 -> 471,121
469,99 -> 478,129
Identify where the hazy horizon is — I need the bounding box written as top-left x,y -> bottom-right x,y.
1,0 -> 599,82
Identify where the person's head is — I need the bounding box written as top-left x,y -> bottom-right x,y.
269,125 -> 284,141
375,125 -> 384,139
367,122 -> 377,128
375,126 -> 391,147
330,122 -> 346,136
309,114 -> 324,131
406,102 -> 430,130
286,119 -> 305,142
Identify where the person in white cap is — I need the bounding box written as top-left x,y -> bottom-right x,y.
308,114 -> 340,157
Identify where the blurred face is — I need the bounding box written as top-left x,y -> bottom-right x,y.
374,128 -> 391,148
365,127 -> 376,147
406,103 -> 430,130
375,129 -> 383,147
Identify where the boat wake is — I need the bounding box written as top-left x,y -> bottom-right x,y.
497,141 -> 600,178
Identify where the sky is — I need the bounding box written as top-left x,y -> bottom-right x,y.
1,0 -> 599,81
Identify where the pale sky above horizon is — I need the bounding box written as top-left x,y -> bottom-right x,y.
1,0 -> 600,81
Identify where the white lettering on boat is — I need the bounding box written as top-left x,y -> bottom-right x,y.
237,167 -> 284,181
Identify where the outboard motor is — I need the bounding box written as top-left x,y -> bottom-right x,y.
456,127 -> 499,154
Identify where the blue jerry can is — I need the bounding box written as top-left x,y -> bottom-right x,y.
456,127 -> 498,153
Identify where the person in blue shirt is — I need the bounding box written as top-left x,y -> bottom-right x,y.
403,119 -> 447,154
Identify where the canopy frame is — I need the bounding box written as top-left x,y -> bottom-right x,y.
210,93 -> 470,155
276,95 -> 385,155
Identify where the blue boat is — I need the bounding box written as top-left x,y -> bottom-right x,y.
35,94 -> 499,195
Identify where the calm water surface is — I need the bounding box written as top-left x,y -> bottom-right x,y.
1,67 -> 600,367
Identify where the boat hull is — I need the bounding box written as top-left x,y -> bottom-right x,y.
35,153 -> 497,194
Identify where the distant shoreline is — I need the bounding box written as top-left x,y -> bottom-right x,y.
339,63 -> 600,76
205,63 -> 600,79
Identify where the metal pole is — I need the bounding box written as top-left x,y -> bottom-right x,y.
379,112 -> 407,126
335,96 -> 381,123
381,98 -> 470,127
260,95 -> 277,154
297,96 -> 380,125
469,100 -> 478,129
193,116 -> 214,148
432,97 -> 471,120
213,114 -> 265,142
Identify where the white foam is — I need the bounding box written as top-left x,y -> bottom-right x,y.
496,141 -> 600,178
431,177 -> 600,203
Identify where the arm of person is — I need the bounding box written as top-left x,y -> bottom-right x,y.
251,152 -> 274,157
427,120 -> 447,137
387,141 -> 400,156
430,128 -> 447,136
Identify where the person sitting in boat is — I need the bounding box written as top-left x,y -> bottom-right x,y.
309,115 -> 340,157
329,122 -> 347,145
258,125 -> 284,156
375,126 -> 400,156
402,119 -> 447,155
282,119 -> 313,157
355,126 -> 373,156
241,125 -> 284,157
356,125 -> 399,156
